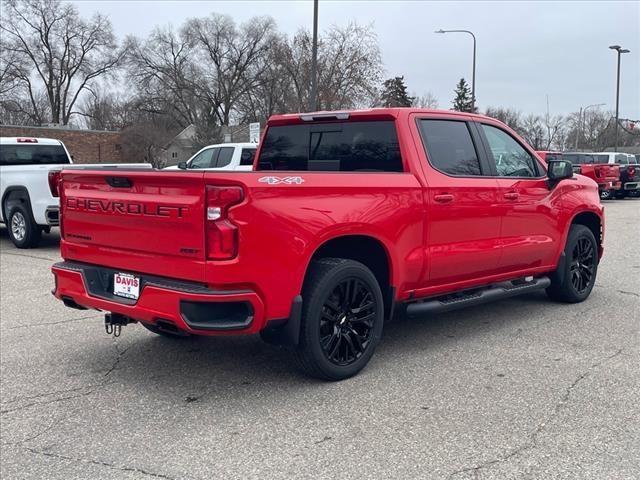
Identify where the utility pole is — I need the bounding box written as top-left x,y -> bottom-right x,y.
310,0 -> 319,111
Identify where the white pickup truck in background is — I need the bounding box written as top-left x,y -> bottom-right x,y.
164,142 -> 258,171
0,137 -> 150,248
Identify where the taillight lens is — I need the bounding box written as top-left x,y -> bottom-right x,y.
205,185 -> 243,260
48,171 -> 61,197
629,166 -> 636,177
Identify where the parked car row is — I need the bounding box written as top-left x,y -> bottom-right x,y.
536,150 -> 639,199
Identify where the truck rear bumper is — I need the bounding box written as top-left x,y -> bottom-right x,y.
51,261 -> 266,335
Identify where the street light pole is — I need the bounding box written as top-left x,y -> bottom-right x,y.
609,45 -> 630,152
435,29 -> 477,111
310,0 -> 319,111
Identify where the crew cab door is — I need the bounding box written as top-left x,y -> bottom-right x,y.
411,115 -> 502,287
475,121 -> 560,272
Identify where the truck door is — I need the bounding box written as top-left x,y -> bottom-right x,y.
475,122 -> 560,272
411,115 -> 502,288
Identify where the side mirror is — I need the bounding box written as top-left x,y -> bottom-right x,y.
177,161 -> 188,170
547,160 -> 573,182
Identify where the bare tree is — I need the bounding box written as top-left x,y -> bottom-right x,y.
412,92 -> 439,109
542,112 -> 565,150
0,0 -> 124,125
484,107 -> 522,131
520,114 -> 545,150
185,14 -> 277,126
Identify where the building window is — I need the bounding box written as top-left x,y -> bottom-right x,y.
172,152 -> 177,158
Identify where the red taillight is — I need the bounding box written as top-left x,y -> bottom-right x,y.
48,170 -> 61,197
629,166 -> 636,177
205,185 -> 243,260
17,137 -> 38,143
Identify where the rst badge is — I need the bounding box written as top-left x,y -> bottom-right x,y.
258,176 -> 304,185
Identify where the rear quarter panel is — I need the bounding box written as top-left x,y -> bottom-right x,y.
204,171 -> 425,320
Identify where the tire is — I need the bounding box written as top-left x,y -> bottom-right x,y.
6,203 -> 41,248
141,322 -> 189,338
294,258 -> 384,381
546,225 -> 598,303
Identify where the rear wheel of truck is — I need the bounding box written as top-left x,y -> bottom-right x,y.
6,203 -> 41,248
295,258 -> 384,381
546,224 -> 598,303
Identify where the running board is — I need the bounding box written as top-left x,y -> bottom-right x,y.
405,276 -> 551,318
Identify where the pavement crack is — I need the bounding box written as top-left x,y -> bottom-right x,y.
447,348 -> 624,479
23,447 -> 177,479
0,251 -> 56,262
5,314 -> 97,330
617,290 -> 639,298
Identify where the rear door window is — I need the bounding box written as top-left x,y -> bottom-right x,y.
258,121 -> 403,172
215,147 -> 234,168
417,119 -> 482,176
615,154 -> 628,165
0,144 -> 70,166
592,155 -> 610,164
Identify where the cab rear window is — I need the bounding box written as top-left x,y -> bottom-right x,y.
0,144 -> 70,166
258,121 -> 403,172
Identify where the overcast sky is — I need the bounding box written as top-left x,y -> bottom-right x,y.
72,0 -> 639,118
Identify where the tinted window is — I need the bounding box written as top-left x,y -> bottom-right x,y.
545,153 -> 563,162
258,121 -> 403,172
592,155 -> 610,164
481,124 -> 538,177
189,148 -> 216,169
0,144 -> 70,166
216,147 -> 234,168
418,120 -> 481,176
615,154 -> 628,165
240,148 -> 256,166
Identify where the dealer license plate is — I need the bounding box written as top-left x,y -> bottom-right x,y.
113,273 -> 140,300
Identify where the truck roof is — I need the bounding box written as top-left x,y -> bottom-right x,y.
0,136 -> 64,146
267,108 -> 493,125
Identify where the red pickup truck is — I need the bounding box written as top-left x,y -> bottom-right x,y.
52,109 -> 604,380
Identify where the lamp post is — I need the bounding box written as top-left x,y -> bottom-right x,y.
575,103 -> 606,149
309,0 -> 319,111
435,29 -> 476,111
609,45 -> 630,152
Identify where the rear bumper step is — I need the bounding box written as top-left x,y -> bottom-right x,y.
406,276 -> 551,318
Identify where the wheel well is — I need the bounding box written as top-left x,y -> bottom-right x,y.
572,212 -> 602,253
1,187 -> 32,222
308,235 -> 394,317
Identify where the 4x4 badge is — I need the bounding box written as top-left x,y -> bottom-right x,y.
258,176 -> 304,185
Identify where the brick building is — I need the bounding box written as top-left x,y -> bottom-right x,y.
0,125 -> 125,164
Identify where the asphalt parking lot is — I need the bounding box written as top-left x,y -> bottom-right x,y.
1,199 -> 638,480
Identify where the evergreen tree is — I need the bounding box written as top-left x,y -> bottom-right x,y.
451,78 -> 476,112
380,76 -> 415,107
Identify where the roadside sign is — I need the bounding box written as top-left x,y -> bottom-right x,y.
249,122 -> 260,143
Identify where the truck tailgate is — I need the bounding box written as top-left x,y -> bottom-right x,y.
60,169 -> 207,282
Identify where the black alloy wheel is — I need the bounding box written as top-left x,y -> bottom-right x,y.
319,277 -> 376,366
569,237 -> 596,295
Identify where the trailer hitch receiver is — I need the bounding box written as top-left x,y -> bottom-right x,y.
105,313 -> 136,337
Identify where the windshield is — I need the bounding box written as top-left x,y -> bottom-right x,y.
0,144 -> 70,166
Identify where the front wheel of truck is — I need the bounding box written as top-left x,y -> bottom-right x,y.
295,258 -> 384,381
546,224 -> 598,303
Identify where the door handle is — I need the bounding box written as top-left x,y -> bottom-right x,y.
434,194 -> 454,204
503,192 -> 519,200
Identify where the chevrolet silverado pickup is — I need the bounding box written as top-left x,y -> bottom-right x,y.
52,109 -> 604,380
561,152 -> 622,200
